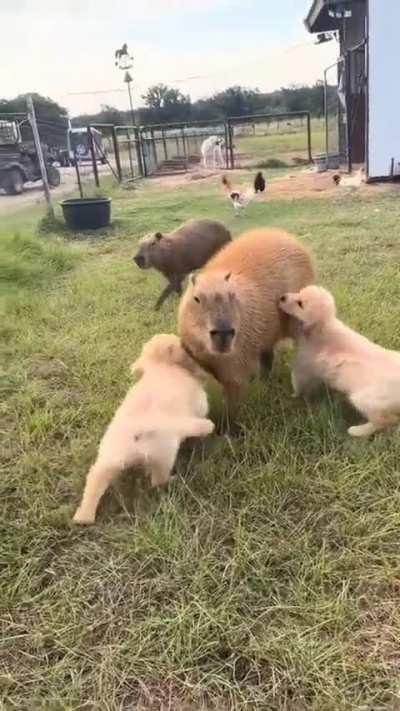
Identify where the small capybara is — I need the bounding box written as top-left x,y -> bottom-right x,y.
178,228 -> 314,423
133,219 -> 231,310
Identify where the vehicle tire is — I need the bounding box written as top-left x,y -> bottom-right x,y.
4,168 -> 24,195
47,164 -> 61,188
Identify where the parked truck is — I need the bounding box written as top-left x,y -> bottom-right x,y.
0,120 -> 60,195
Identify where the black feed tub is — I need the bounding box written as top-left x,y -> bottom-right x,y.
61,197 -> 111,230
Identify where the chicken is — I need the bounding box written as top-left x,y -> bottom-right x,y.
254,171 -> 266,193
221,175 -> 256,216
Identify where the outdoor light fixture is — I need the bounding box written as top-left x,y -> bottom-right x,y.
328,3 -> 352,19
315,32 -> 334,44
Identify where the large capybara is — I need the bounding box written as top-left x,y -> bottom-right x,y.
133,219 -> 231,310
178,228 -> 314,423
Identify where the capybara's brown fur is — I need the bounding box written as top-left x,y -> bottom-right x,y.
133,219 -> 231,309
178,228 -> 314,421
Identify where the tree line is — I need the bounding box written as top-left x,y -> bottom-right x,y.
72,82 -> 332,127
0,84 -> 335,148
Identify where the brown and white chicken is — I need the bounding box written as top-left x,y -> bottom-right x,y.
221,176 -> 256,216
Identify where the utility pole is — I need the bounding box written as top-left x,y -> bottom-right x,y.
124,71 -> 135,126
26,94 -> 54,217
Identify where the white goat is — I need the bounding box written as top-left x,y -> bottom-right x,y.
201,135 -> 224,169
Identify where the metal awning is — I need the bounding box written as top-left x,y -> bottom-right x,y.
304,0 -> 362,33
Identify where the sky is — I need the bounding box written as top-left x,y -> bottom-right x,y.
0,0 -> 338,117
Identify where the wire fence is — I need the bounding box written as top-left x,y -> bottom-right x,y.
1,100 -> 316,199
139,121 -> 227,175
228,112 -> 312,169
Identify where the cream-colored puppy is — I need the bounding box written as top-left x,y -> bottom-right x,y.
279,285 -> 400,438
73,334 -> 214,524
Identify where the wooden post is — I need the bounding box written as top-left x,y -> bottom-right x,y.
26,95 -> 54,216
87,126 -> 99,187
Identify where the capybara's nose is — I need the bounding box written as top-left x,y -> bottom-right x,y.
134,255 -> 145,268
210,323 -> 236,353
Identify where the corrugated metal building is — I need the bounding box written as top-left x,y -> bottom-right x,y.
305,0 -> 400,181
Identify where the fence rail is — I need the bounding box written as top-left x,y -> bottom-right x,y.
0,102 -> 314,194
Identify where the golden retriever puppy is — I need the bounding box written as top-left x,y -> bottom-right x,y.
73,334 -> 214,524
279,285 -> 400,438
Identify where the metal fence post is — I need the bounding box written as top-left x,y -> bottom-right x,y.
87,126 -> 100,187
111,126 -> 122,182
306,112 -> 312,163
228,121 -> 234,169
345,53 -> 353,173
224,121 -> 229,169
323,68 -> 330,160
141,130 -> 148,177
134,127 -> 144,177
162,128 -> 168,161
181,127 -> 187,164
126,127 -> 134,178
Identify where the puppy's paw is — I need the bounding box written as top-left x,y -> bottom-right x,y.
200,419 -> 215,436
73,508 -> 95,525
348,423 -> 376,438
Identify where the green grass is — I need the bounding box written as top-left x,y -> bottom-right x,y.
234,118 -> 326,167
2,173 -> 400,709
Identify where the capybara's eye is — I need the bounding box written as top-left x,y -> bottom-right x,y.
194,296 -> 200,304
297,300 -> 303,308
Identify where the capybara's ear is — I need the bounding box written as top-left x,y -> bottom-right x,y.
190,273 -> 197,286
155,232 -> 163,241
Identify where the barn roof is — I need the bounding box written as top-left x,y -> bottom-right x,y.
304,0 -> 363,33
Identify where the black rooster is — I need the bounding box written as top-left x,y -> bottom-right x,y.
254,171 -> 266,193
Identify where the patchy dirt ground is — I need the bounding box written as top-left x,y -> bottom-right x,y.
147,166 -> 400,202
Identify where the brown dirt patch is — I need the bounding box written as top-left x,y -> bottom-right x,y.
146,167 -> 400,201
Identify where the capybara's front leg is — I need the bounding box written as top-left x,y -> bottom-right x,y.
218,379 -> 247,435
155,281 -> 176,310
73,460 -> 121,525
173,275 -> 184,295
260,349 -> 274,379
